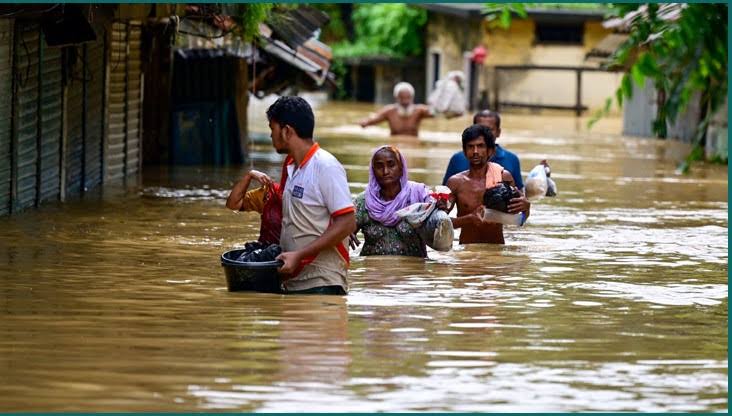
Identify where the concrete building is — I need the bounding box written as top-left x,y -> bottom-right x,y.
421,3 -> 623,113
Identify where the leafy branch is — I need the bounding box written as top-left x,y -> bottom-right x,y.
589,3 -> 728,171
330,4 -> 427,59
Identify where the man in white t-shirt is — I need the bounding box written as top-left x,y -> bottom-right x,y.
266,96 -> 356,295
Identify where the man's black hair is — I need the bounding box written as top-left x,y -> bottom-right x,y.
472,109 -> 501,129
462,124 -> 496,150
266,96 -> 314,139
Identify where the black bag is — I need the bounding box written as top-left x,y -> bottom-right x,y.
482,182 -> 521,213
236,243 -> 282,262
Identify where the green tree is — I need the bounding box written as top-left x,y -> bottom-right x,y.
483,3 -> 607,29
606,4 -> 728,169
237,4 -> 273,41
310,3 -> 427,98
330,4 -> 427,59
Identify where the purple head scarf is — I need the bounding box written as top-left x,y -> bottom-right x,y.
365,145 -> 430,226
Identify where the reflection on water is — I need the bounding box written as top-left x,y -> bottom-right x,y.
0,101 -> 727,411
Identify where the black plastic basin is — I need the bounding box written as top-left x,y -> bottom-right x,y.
221,249 -> 283,293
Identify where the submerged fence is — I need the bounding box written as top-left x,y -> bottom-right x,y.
491,65 -> 617,116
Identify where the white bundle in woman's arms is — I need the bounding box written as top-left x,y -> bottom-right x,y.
395,186 -> 454,251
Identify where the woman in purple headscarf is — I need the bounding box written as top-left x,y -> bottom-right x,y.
353,145 -> 432,257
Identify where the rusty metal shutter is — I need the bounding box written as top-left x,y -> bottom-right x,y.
84,24 -> 105,191
125,22 -> 142,175
65,49 -> 84,197
38,41 -> 62,203
106,21 -> 126,182
0,19 -> 12,215
12,22 -> 40,212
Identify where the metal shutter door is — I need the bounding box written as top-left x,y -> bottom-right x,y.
12,22 -> 40,212
65,50 -> 84,197
0,19 -> 12,215
125,21 -> 142,175
84,24 -> 105,191
38,41 -> 62,203
106,21 -> 126,182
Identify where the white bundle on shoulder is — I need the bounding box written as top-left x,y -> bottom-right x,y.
427,71 -> 466,118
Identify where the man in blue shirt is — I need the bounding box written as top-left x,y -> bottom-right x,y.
442,110 -> 524,190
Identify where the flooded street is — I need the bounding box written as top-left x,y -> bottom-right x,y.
0,101 -> 727,411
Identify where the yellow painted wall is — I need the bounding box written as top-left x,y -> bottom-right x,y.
583,21 -> 608,53
481,19 -> 535,66
425,13 -> 483,94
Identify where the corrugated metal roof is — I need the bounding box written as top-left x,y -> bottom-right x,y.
176,19 -> 255,60
175,6 -> 334,91
267,6 -> 329,49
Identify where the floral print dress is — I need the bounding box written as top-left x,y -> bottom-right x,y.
354,192 -> 427,258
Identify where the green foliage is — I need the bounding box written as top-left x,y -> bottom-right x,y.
330,4 -> 427,59
605,3 -> 728,169
587,97 -> 614,130
308,4 -> 347,43
484,3 -> 527,29
234,4 -> 273,42
329,59 -> 348,100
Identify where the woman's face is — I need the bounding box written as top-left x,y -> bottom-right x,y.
372,149 -> 402,188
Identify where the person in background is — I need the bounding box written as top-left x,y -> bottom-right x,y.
267,96 -> 356,295
225,169 -> 282,245
442,110 -> 523,191
359,82 -> 433,136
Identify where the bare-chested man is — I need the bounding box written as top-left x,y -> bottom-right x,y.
447,124 -> 530,244
359,82 -> 433,136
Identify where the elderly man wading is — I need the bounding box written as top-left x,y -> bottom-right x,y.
359,82 -> 434,137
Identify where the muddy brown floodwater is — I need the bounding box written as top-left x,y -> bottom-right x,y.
0,101 -> 727,411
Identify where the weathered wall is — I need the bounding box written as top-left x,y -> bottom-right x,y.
624,79 -> 704,144
425,13 -> 483,94
705,101 -> 727,161
486,20 -> 622,111
583,21 -> 608,54
481,19 -> 535,66
624,80 -> 728,163
623,79 -> 658,138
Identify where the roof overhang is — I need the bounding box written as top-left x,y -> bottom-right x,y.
175,6 -> 334,93
526,8 -> 607,24
419,3 -> 485,19
421,3 -> 608,24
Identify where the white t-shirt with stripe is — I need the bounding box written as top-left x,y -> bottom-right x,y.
280,143 -> 354,292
